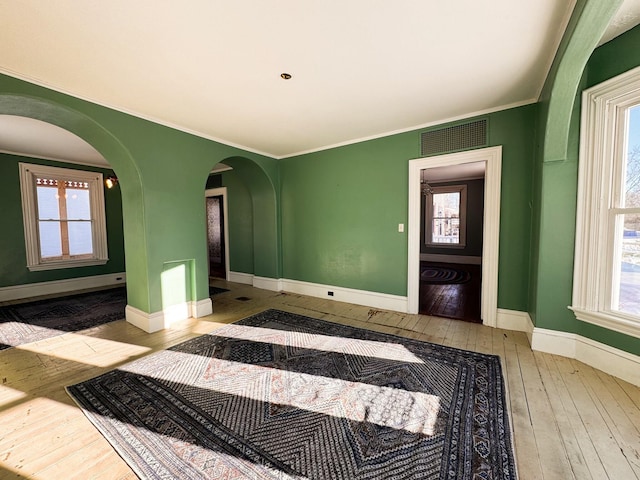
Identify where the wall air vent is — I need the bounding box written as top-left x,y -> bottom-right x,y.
420,118 -> 488,157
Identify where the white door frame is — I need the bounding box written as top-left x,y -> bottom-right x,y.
205,187 -> 230,281
407,146 -> 502,326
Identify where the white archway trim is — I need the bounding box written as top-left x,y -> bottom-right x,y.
407,146 -> 502,327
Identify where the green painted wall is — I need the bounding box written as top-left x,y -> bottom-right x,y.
575,25 -> 640,353
280,132 -> 414,296
221,156 -> 281,279
530,5 -> 640,356
0,153 -> 125,287
279,105 -> 536,310
220,170 -> 255,274
0,73 -> 279,314
587,23 -> 640,88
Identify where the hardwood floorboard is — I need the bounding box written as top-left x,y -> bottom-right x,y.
419,262 -> 481,323
517,347 -> 574,479
569,359 -> 640,477
501,338 -> 544,480
537,352 -> 598,480
556,356 -> 637,479
1,281 -> 639,479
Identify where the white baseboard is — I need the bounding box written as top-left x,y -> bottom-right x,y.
126,297 -> 213,333
228,271 -> 254,285
531,327 -> 640,387
253,276 -> 283,292
0,273 -> 126,302
227,272 -> 282,291
125,305 -> 167,333
497,309 -> 534,343
281,278 -> 409,313
531,328 -> 576,357
420,254 -> 482,265
191,298 -> 213,318
163,302 -> 191,326
230,273 -> 408,312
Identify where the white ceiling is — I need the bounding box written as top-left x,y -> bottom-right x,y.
1,0 -> 639,165
424,161 -> 486,183
0,115 -> 106,167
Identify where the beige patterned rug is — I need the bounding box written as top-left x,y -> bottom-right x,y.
67,309 -> 516,479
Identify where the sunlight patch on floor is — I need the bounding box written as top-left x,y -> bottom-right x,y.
214,324 -> 427,364
121,351 -> 441,436
16,334 -> 152,367
0,384 -> 29,407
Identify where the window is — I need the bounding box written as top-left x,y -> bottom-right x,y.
19,162 -> 109,271
425,185 -> 467,246
572,66 -> 640,338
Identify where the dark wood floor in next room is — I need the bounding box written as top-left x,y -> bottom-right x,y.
419,262 -> 482,323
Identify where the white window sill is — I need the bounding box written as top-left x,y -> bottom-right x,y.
570,306 -> 640,340
27,258 -> 109,272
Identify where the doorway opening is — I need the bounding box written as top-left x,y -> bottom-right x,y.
419,165 -> 485,322
407,146 -> 502,327
205,188 -> 229,280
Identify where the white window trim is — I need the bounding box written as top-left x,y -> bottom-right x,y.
425,184 -> 467,248
572,65 -> 640,339
19,162 -> 109,271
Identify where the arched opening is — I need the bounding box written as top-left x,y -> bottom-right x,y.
0,94 -> 151,314
205,156 -> 281,289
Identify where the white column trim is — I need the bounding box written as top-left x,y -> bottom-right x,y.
125,305 -> 166,333
191,298 -> 213,318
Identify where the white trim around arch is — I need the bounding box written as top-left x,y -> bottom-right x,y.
205,187 -> 230,281
407,146 -> 502,327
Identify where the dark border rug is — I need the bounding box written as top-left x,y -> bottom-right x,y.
0,286 -> 229,351
0,287 -> 127,351
421,266 -> 471,284
67,309 -> 517,479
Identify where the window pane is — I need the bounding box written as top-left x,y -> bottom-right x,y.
625,105 -> 640,208
36,186 -> 60,220
432,217 -> 460,243
432,192 -> 460,215
66,188 -> 91,220
38,221 -> 62,258
68,221 -> 93,255
614,214 -> 640,316
431,192 -> 460,244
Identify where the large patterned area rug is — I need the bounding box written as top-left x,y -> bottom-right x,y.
67,309 -> 516,479
0,287 -> 127,351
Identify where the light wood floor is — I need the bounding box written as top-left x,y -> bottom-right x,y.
1,281 -> 639,479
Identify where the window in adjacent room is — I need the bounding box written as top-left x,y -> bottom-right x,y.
19,162 -> 109,271
425,185 -> 467,247
572,66 -> 640,338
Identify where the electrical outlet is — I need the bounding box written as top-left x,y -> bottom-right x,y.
328,291 -> 334,296
398,223 -> 404,233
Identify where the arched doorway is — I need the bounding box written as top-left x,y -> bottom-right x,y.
205,156 -> 282,288
0,94 -> 151,316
